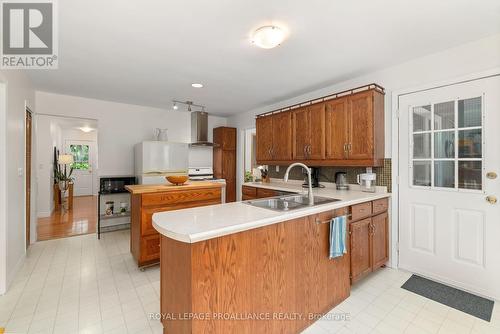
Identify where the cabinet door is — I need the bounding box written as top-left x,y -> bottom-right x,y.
308,103 -> 326,160
256,116 -> 273,161
371,212 -> 388,269
272,112 -> 292,161
292,107 -> 309,160
325,97 -> 349,160
348,91 -> 374,160
225,179 -> 236,203
222,127 -> 236,150
350,218 -> 372,283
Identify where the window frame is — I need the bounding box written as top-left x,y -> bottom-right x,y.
409,94 -> 485,193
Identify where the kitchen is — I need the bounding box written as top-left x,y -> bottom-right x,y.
0,2 -> 499,334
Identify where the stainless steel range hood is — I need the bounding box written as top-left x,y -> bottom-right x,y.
190,111 -> 213,147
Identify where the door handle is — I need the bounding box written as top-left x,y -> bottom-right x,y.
486,195 -> 497,204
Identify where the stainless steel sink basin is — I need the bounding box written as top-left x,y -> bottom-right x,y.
244,195 -> 340,212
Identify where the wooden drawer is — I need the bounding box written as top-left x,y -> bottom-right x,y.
242,186 -> 257,198
256,188 -> 279,198
142,188 -> 221,207
350,202 -> 372,221
141,234 -> 160,262
372,198 -> 388,214
316,207 -> 349,223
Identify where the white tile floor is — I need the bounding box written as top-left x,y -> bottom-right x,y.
1,230 -> 498,334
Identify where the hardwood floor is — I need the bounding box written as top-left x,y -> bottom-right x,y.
37,195 -> 97,241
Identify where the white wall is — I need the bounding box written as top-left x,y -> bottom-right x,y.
228,33 -> 500,200
35,92 -> 227,179
0,70 -> 35,295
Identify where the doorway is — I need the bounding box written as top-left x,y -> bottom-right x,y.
25,108 -> 32,248
65,140 -> 95,196
35,115 -> 99,240
398,75 -> 500,300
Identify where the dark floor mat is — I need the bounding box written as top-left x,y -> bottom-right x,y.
401,274 -> 494,321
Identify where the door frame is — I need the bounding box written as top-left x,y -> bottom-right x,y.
25,107 -> 33,248
391,67 -> 500,270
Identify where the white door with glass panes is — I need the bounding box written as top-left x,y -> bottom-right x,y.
66,140 -> 94,196
398,76 -> 500,300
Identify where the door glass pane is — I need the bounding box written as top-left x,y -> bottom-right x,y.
458,161 -> 482,190
413,105 -> 431,131
458,97 -> 481,128
413,133 -> 431,158
434,101 -> 454,130
413,161 -> 431,186
434,131 -> 454,158
434,161 -> 455,188
458,129 -> 482,158
70,144 -> 90,170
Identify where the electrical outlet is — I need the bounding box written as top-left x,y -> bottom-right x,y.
18,167 -> 23,177
275,166 -> 279,172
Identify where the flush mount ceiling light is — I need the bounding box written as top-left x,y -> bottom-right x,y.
79,127 -> 94,133
191,83 -> 203,88
251,25 -> 286,49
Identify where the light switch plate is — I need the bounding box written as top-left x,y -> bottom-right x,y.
275,166 -> 279,172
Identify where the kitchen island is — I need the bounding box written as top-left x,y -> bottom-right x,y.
126,181 -> 224,267
153,181 -> 390,333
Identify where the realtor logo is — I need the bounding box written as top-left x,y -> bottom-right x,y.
1,0 -> 58,69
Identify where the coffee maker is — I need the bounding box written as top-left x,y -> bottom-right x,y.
302,167 -> 320,188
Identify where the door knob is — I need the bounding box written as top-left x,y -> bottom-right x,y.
486,172 -> 497,179
486,195 -> 497,204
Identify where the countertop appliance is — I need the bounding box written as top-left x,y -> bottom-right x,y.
335,172 -> 349,190
357,172 -> 377,192
99,176 -> 136,194
135,141 -> 189,184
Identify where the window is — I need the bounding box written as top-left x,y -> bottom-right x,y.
410,97 -> 483,191
69,144 -> 90,170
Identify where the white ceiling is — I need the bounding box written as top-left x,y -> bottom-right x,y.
27,0 -> 500,116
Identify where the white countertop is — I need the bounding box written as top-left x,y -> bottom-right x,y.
152,180 -> 390,243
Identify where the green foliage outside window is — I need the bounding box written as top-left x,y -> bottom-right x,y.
70,144 -> 90,170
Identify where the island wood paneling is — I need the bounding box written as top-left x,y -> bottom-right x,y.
160,211 -> 351,334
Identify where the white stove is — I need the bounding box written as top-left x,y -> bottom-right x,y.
188,167 -> 225,183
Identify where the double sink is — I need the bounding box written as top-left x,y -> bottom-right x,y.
245,194 -> 340,212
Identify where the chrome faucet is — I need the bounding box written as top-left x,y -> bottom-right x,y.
284,163 -> 314,206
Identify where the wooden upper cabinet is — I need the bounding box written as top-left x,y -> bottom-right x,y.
325,97 -> 349,160
308,103 -> 326,160
271,112 -> 292,161
292,104 -> 325,160
348,91 -> 374,160
256,116 -> 273,161
215,127 -> 236,150
256,86 -> 384,166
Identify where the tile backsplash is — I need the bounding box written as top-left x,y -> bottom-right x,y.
267,158 -> 392,192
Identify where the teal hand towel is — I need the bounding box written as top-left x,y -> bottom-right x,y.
329,215 -> 347,259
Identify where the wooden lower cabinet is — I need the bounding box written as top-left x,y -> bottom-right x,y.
350,218 -> 373,282
161,209 -> 350,334
241,185 -> 295,201
349,199 -> 389,283
130,186 -> 222,267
